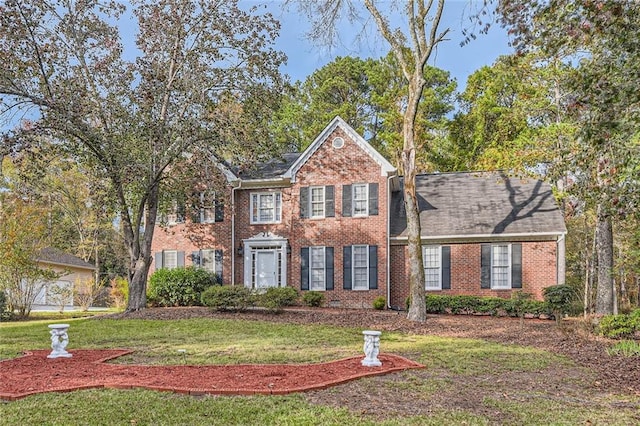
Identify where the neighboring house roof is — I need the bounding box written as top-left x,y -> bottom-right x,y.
37,247 -> 97,270
390,171 -> 567,240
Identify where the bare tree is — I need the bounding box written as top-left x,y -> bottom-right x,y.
293,0 -> 449,321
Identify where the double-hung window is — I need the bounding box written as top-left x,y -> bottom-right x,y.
162,250 -> 178,269
310,247 -> 326,291
352,245 -> 369,290
423,245 -> 442,290
310,187 -> 325,218
491,245 -> 511,289
250,192 -> 282,224
198,190 -> 217,223
352,184 -> 368,216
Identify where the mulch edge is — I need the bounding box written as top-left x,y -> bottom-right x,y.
0,350 -> 423,401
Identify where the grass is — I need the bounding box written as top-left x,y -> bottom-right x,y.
607,340 -> 640,357
1,315 -> 639,425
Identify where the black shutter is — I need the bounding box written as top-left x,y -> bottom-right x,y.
326,247 -> 334,290
154,252 -> 163,270
342,185 -> 352,217
215,203 -> 224,222
177,251 -> 185,267
215,249 -> 223,284
300,187 -> 309,219
369,183 -> 379,216
343,246 -> 352,290
442,246 -> 451,289
325,186 -> 335,217
511,243 -> 522,289
368,245 -> 378,289
300,247 -> 310,290
191,251 -> 201,267
481,244 -> 491,289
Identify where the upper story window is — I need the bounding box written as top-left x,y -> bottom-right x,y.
193,190 -> 224,224
251,192 -> 282,224
166,201 -> 186,225
300,186 -> 335,219
342,183 -> 378,217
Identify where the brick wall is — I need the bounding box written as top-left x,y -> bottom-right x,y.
150,214 -> 233,284
234,127 -> 390,308
389,240 -> 558,308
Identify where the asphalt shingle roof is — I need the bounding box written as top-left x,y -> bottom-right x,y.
37,247 -> 97,270
236,153 -> 302,180
390,171 -> 566,238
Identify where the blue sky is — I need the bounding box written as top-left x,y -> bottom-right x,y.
257,0 -> 514,88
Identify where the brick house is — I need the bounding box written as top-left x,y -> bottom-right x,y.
151,116 -> 567,309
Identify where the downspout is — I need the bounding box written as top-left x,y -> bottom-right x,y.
231,183 -> 239,286
387,174 -> 393,309
556,233 -> 566,285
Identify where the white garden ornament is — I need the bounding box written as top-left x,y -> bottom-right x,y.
47,324 -> 72,359
361,330 -> 382,367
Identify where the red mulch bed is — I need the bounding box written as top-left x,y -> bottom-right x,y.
0,349 -> 423,401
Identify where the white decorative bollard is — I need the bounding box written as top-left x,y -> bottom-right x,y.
47,324 -> 72,359
361,330 -> 382,367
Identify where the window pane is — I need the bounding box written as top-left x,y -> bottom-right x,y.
353,184 -> 368,215
311,187 -> 324,217
164,251 -> 177,269
353,245 -> 368,289
492,245 -> 510,288
201,250 -> 215,273
423,246 -> 440,289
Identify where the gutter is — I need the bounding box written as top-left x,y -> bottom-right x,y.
386,174 -> 393,310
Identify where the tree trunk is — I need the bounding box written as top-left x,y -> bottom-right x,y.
595,208 -> 614,315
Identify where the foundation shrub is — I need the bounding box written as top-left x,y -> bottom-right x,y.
424,294 -> 549,318
258,287 -> 299,313
372,296 -> 386,310
201,285 -> 253,312
148,267 -> 219,307
302,291 -> 324,307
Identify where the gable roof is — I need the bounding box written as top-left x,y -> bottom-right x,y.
37,247 -> 97,270
390,171 -> 566,240
235,153 -> 302,180
284,116 -> 396,182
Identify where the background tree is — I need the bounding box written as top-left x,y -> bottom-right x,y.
294,0 -> 449,322
499,0 -> 640,315
0,196 -> 58,317
272,53 -> 455,171
0,0 -> 285,311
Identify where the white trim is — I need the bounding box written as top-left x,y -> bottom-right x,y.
490,243 -> 512,290
352,245 -> 369,291
242,233 -> 288,289
310,186 -> 326,219
390,232 -> 564,244
250,191 -> 282,224
309,246 -> 327,291
285,116 -> 396,183
352,183 -> 369,217
423,245 -> 442,290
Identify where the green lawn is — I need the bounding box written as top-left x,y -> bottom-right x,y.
1,314 -> 638,425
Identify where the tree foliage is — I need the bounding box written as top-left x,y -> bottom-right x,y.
0,0 -> 285,311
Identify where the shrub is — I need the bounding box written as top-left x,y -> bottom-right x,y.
258,287 -> 299,313
607,340 -> 640,357
302,291 -> 324,307
74,277 -> 106,311
543,285 -> 575,324
201,285 -> 253,311
148,267 -> 218,307
424,294 -> 549,318
108,277 -> 129,309
0,291 -> 12,321
372,296 -> 386,310
599,313 -> 639,339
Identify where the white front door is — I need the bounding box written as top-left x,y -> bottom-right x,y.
256,250 -> 277,288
